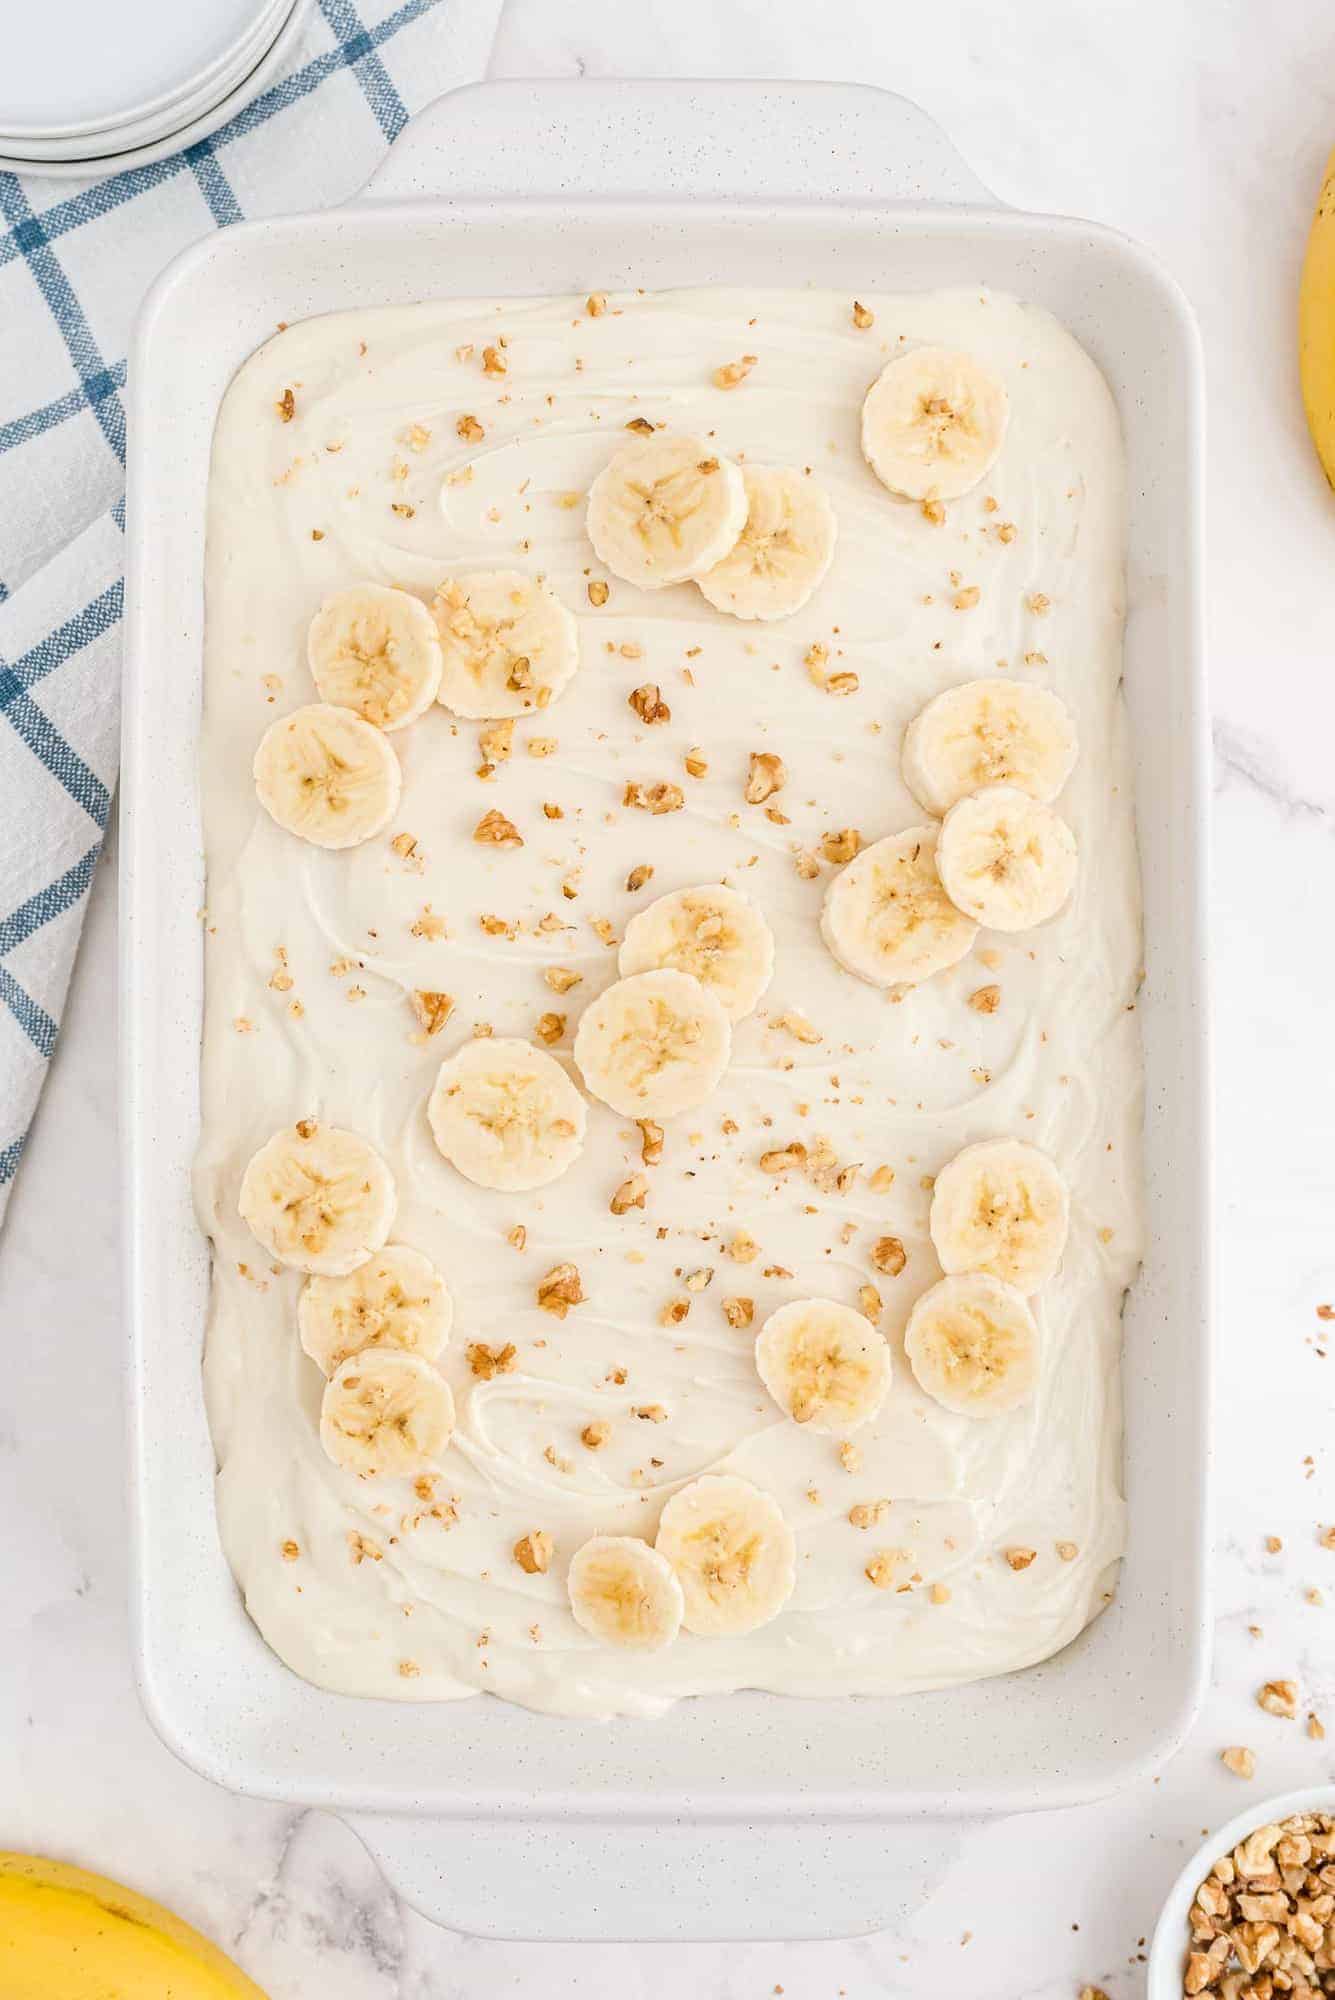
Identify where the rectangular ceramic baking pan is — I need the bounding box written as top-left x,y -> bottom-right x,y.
121,80 -> 1211,1942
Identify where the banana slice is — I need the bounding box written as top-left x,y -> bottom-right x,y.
617,884 -> 774,1022
253,702 -> 402,849
586,434 -> 749,590
929,1138 -> 1070,1294
319,1349 -> 455,1477
936,784 -> 1078,932
696,466 -> 837,621
567,1535 -> 684,1652
306,583 -> 443,730
298,1244 -> 452,1377
573,968 -> 731,1119
904,1273 -> 1039,1419
655,1473 -> 796,1637
432,570 -> 579,719
755,1297 -> 892,1433
820,825 -> 978,988
861,345 -> 1009,501
428,1037 -> 587,1192
902,678 -> 1078,816
238,1120 -> 395,1276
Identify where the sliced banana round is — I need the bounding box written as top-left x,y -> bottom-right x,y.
319,1349 -> 455,1477
617,884 -> 774,1022
573,968 -> 732,1119
929,1138 -> 1070,1295
432,570 -> 579,719
238,1120 -> 395,1276
936,784 -> 1078,932
298,1244 -> 452,1377
586,433 -> 749,590
755,1297 -> 892,1434
306,583 -> 443,730
567,1535 -> 684,1653
820,825 -> 978,988
428,1037 -> 586,1192
902,677 -> 1078,816
861,345 -> 1009,501
696,466 -> 837,621
655,1473 -> 796,1637
904,1273 -> 1039,1419
253,702 -> 402,849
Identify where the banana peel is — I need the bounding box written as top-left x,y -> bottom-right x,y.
0,1852 -> 267,1998
1299,144 -> 1335,488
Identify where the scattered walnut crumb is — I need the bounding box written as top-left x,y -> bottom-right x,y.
410,904 -> 447,940
479,914 -> 515,937
722,1296 -> 754,1329
660,1296 -> 690,1327
867,1165 -> 895,1193
480,718 -> 514,765
625,863 -> 654,893
819,827 -> 861,865
276,387 -> 295,422
1056,1540 -> 1078,1562
467,1341 -> 517,1379
544,966 -> 583,994
825,671 -> 860,697
729,1229 -> 759,1263
587,579 -> 610,608
775,1009 -> 821,1045
1221,1746 -> 1255,1779
793,849 -> 821,880
685,1266 -> 714,1293
857,1284 -> 882,1324
851,300 -> 874,329
581,1421 -> 611,1451
474,808 -> 523,847
398,1659 -> 421,1679
930,1582 -> 951,1605
1309,1713 -> 1327,1740
864,1551 -> 901,1589
482,344 -> 507,376
585,292 -> 608,317
636,1118 -> 665,1166
713,353 -> 758,389
1004,1547 -> 1037,1572
1257,1679 -> 1299,1719
849,1499 -> 892,1530
514,1530 -> 553,1575
456,413 -> 485,443
952,584 -> 980,611
968,984 -> 1001,1014
628,682 -> 671,724
624,779 -> 685,814
390,502 -> 416,519
348,1530 -> 383,1565
995,521 -> 1017,543
1026,592 -> 1051,616
871,1236 -> 906,1277
538,1263 -> 584,1317
837,1442 -> 862,1474
610,1174 -> 648,1215
634,1403 -> 668,1423
280,1540 -> 300,1562
683,747 -> 709,779
745,751 -> 787,803
506,1224 -> 526,1252
920,497 -> 945,525
536,1010 -> 566,1044
760,1141 -> 807,1175
410,989 -> 455,1037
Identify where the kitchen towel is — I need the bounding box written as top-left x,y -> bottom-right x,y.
0,0 -> 502,1228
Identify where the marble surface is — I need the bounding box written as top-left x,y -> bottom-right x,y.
5,0 -> 1335,1992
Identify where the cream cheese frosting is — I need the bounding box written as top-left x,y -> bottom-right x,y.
196,283 -> 1143,1719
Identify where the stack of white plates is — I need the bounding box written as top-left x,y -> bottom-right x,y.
0,0 -> 311,178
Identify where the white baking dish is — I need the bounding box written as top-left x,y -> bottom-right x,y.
121,80 -> 1211,1941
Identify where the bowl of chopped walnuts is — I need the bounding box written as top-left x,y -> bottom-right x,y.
1148,1787 -> 1335,1997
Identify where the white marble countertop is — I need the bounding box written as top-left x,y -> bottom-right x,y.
5,1 -> 1335,1993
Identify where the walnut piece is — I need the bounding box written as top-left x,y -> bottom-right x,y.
587,579 -> 610,606
482,344 -> 507,376
820,827 -> 861,864
513,1530 -> 553,1575
1004,1546 -> 1037,1571
544,966 -> 583,994
760,1142 -> 807,1175
610,1174 -> 648,1215
637,1118 -> 665,1166
968,984 -> 1001,1014
628,683 -> 671,724
474,808 -> 523,847
456,413 -> 485,442
745,751 -> 787,803
586,292 -> 608,317
683,748 -> 708,779
722,1297 -> 754,1328
410,989 -> 455,1037
535,1011 -> 566,1044
626,863 -> 654,892
467,1341 -> 517,1379
1221,1746 -> 1256,1778
857,1284 -> 882,1323
537,1263 -> 584,1317
1257,1679 -> 1299,1719
851,300 -> 874,329
713,353 -> 758,389
624,780 -> 685,815
871,1236 -> 907,1277
581,1421 -> 610,1450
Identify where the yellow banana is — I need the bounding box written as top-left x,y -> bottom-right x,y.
1299,144 -> 1335,488
0,1852 -> 266,1999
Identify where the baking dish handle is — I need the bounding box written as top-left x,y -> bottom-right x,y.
348,1808 -> 966,1942
358,79 -> 999,208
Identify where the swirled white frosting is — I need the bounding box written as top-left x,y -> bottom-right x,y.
197,284 -> 1142,1718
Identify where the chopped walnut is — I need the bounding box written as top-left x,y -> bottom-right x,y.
826,671 -> 860,697
634,1403 -> 668,1423
1257,1679 -> 1299,1719
626,863 -> 654,892
660,1296 -> 690,1327
968,984 -> 1001,1014
849,1499 -> 892,1530
920,497 -> 945,525
482,344 -> 507,376
685,1266 -> 714,1293
820,827 -> 861,864
410,904 -> 448,941
637,1118 -> 665,1166
537,1263 -> 584,1317
544,966 -> 583,994
683,747 -> 708,779
857,1284 -> 882,1324
610,1174 -> 648,1215
760,1142 -> 807,1174
456,413 -> 485,442
1055,1540 -> 1079,1562
514,1530 -> 553,1575
480,718 -> 514,764
745,751 -> 787,803
1026,592 -> 1051,616
280,1539 -> 300,1561
585,292 -> 608,317
398,1659 -> 421,1678
837,1442 -> 862,1474
1004,1547 -> 1037,1571
536,1010 -> 566,1044
722,1296 -> 754,1329
474,808 -> 523,847
467,1341 -> 517,1379
587,579 -> 610,608
794,850 -> 821,880
775,1009 -> 821,1045
864,1550 -> 902,1590
276,387 -> 295,422
348,1530 -> 383,1565
871,1236 -> 907,1277
625,415 -> 657,435
713,353 -> 758,389
729,1229 -> 759,1263
410,989 -> 455,1037
624,780 -> 685,814
581,1421 -> 610,1451
851,300 -> 874,329
868,1165 -> 895,1193
507,1224 -> 527,1251
628,683 -> 671,724
953,585 -> 980,611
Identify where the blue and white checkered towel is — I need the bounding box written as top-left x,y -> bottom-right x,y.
0,0 -> 501,1226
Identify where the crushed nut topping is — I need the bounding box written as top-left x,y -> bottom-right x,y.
1026,592 -> 1051,616
820,827 -> 862,864
857,1284 -> 882,1324
276,387 -> 295,422
775,1009 -> 821,1045
544,966 -> 583,994
849,1499 -> 892,1530
968,983 -> 1002,1013
624,779 -> 685,814
482,344 -> 507,376
480,718 -> 514,764
851,300 -> 875,329
683,747 -> 709,779
921,497 -> 946,525
1257,1679 -> 1300,1720
586,292 -> 608,317
410,989 -> 455,1037
953,584 -> 980,611
745,751 -> 787,803
628,682 -> 671,724
637,1118 -> 665,1166
537,1263 -> 585,1317
513,1530 -> 553,1575
729,1229 -> 759,1263
634,1403 -> 668,1423
871,1236 -> 907,1277
760,1141 -> 807,1175
581,1421 -> 610,1450
411,904 -> 448,940
722,1296 -> 754,1328
587,578 -> 610,606
625,416 -> 656,435
280,1539 -> 300,1561
610,1174 -> 648,1215
838,1442 -> 862,1474
626,863 -> 654,892
507,1224 -> 527,1251
660,1296 -> 690,1327
536,1010 -> 566,1044
1220,1746 -> 1256,1780
864,1550 -> 904,1590
456,413 -> 485,442
474,808 -> 523,847
713,353 -> 758,389
1004,1546 -> 1037,1571
467,1341 -> 517,1379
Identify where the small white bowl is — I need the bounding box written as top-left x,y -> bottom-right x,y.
1147,1783 -> 1335,1997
